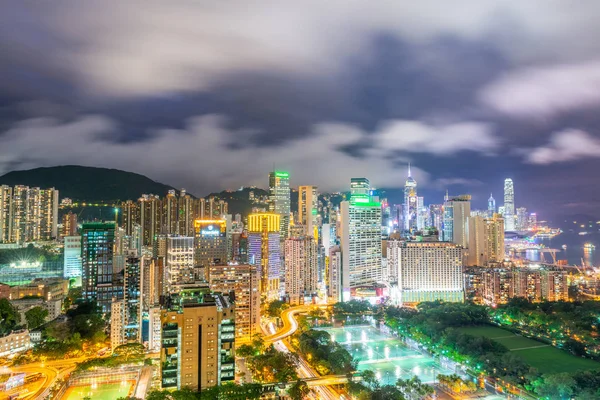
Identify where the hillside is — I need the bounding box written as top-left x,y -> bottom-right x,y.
0,165 -> 184,201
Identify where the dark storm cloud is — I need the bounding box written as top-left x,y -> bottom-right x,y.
2,0 -> 600,218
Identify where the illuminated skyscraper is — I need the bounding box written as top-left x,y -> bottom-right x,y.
516,207 -> 528,231
350,178 -> 370,196
61,211 -> 78,237
82,222 -> 118,312
208,264 -> 260,343
139,194 -> 161,246
269,171 -> 291,239
247,213 -> 281,295
284,236 -> 318,305
442,194 -> 471,249
394,242 -> 464,304
340,180 -> 382,298
467,214 -> 505,267
403,165 -> 418,232
64,235 -> 82,281
166,236 -> 195,291
0,185 -> 12,243
194,219 -> 228,277
503,178 -> 515,231
298,185 -> 319,240
488,193 -> 496,218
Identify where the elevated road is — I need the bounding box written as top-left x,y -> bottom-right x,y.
263,304 -> 329,343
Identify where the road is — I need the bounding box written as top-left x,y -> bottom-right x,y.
263,304 -> 330,343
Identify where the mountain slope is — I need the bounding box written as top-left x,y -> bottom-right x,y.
0,165 -> 185,201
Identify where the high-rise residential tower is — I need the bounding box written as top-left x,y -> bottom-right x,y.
298,185 -> 319,240
268,171 -> 291,239
503,178 -> 515,231
284,236 -> 318,305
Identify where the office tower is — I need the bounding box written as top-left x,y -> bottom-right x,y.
208,264 -> 260,343
503,178 -> 515,231
350,178 -> 370,196
194,219 -> 228,278
488,194 -> 496,218
139,194 -> 162,246
442,194 -> 471,248
63,236 -> 82,281
516,207 -> 528,230
416,197 -> 427,231
327,246 -> 342,302
166,236 -> 195,291
394,242 -> 464,303
247,213 -> 281,295
0,185 -> 12,243
340,182 -> 382,297
163,190 -> 179,235
528,213 -> 537,229
161,290 -> 235,390
284,237 -> 318,305
82,222 -> 117,312
268,171 -> 291,239
429,204 -> 443,234
403,165 -> 418,232
298,185 -> 319,240
121,200 -> 139,236
61,212 -> 78,237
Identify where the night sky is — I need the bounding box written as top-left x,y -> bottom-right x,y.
1,1 -> 600,221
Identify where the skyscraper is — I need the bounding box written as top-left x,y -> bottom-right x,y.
503,178 -> 515,231
61,211 -> 78,237
350,178 -> 370,196
194,219 -> 228,278
208,264 -> 260,343
81,222 -> 117,312
166,236 -> 195,291
0,185 -> 12,243
340,180 -> 382,298
442,194 -> 471,249
298,185 -> 319,240
403,165 -> 418,232
269,171 -> 291,239
284,236 -> 318,305
516,207 -> 528,231
247,213 -> 281,296
161,289 -> 235,390
488,193 -> 496,218
64,235 -> 82,281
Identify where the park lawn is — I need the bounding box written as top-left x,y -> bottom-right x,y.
458,325 -> 600,374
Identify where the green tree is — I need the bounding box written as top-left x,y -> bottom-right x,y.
361,369 -> 379,390
288,380 -> 312,400
533,373 -> 577,399
0,298 -> 20,334
267,300 -> 289,318
25,306 -> 49,329
113,343 -> 145,361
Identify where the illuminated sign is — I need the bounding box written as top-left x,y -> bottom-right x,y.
201,225 -> 222,236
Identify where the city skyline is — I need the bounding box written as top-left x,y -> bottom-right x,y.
1,2 -> 600,219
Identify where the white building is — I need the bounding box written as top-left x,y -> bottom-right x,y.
327,246 -> 341,302
340,187 -> 382,298
166,236 -> 195,291
110,299 -> 126,350
503,178 -> 515,231
284,237 -> 318,305
442,195 -> 471,249
394,242 -> 464,303
148,306 -> 162,353
63,236 -> 82,282
0,330 -> 31,357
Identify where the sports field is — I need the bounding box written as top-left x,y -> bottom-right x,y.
62,382 -> 134,400
459,326 -> 600,374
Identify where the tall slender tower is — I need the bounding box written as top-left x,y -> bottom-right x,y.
269,171 -> 291,239
403,164 -> 418,232
298,185 -> 319,240
487,193 -> 496,218
503,179 -> 515,231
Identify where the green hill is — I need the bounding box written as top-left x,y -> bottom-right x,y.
0,165 -> 186,201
